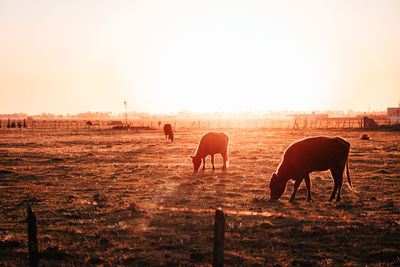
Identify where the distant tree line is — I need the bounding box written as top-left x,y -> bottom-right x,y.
2,119 -> 27,129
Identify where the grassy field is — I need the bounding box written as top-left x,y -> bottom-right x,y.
0,128 -> 399,266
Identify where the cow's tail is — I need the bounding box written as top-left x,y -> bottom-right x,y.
225,134 -> 230,168
345,157 -> 357,193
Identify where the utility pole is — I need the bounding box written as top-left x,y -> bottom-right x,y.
124,101 -> 128,125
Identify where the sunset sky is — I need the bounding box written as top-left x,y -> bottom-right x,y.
1,0 -> 400,115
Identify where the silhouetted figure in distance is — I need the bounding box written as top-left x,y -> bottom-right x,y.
163,124 -> 174,142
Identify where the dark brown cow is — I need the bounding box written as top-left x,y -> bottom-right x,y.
163,124 -> 174,142
191,132 -> 229,172
269,136 -> 355,202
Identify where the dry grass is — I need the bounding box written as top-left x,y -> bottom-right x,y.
0,128 -> 399,265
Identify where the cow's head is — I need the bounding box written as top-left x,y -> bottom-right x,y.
190,156 -> 201,172
269,173 -> 286,200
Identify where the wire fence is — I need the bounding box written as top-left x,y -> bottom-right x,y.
0,118 -> 397,131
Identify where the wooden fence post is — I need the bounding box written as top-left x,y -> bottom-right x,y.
213,209 -> 225,267
27,205 -> 39,267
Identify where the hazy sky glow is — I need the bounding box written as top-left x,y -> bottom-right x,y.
1,0 -> 400,114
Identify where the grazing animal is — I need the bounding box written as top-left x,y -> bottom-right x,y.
163,124 -> 174,142
191,132 -> 229,172
269,136 -> 355,202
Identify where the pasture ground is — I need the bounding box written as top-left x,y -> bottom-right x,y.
0,128 -> 399,266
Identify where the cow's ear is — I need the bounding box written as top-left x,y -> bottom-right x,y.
271,173 -> 277,181
190,156 -> 194,159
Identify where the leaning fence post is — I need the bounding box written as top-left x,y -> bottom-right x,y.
27,205 -> 39,267
213,209 -> 225,267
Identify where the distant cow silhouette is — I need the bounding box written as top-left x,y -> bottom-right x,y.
86,121 -> 99,128
191,132 -> 229,172
163,124 -> 174,142
269,136 -> 355,202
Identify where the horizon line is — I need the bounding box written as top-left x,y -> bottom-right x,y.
0,108 -> 392,117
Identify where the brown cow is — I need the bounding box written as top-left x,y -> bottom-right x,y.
163,124 -> 174,142
269,136 -> 355,202
191,132 -> 229,172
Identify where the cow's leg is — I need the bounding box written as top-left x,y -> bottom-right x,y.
305,174 -> 312,202
202,157 -> 206,171
221,151 -> 227,170
334,164 -> 345,202
211,154 -> 215,171
290,178 -> 303,202
329,167 -> 341,201
336,178 -> 343,202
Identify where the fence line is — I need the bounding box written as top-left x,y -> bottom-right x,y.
0,118 -> 398,131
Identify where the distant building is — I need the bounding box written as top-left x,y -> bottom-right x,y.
387,107 -> 400,121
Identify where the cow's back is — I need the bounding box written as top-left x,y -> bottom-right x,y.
196,132 -> 229,157
281,136 -> 350,174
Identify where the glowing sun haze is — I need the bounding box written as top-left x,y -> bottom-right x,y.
1,0 -> 400,114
